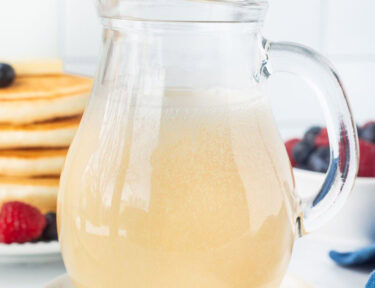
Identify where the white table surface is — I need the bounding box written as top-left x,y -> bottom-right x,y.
289,235 -> 370,287
0,235 -> 370,288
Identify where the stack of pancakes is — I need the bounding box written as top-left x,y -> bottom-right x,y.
0,74 -> 92,213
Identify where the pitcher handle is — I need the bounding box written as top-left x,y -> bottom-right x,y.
263,39 -> 359,234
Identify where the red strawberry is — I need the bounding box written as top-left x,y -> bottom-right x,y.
315,128 -> 329,147
358,140 -> 375,177
285,138 -> 301,167
0,202 -> 46,244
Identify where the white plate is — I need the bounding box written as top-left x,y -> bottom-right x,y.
45,274 -> 313,288
0,241 -> 61,263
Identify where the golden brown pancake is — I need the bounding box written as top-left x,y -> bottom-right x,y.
0,176 -> 58,213
0,74 -> 92,100
0,148 -> 68,177
0,116 -> 81,149
0,74 -> 92,124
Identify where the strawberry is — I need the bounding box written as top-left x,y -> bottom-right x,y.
358,140 -> 375,177
315,128 -> 329,147
0,202 -> 46,244
285,138 -> 301,167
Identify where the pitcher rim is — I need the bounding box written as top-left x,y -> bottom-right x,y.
98,0 -> 268,24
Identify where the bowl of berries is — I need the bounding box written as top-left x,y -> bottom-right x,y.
285,123 -> 375,244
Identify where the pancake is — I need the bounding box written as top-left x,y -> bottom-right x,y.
0,176 -> 58,213
0,148 -> 67,177
0,74 -> 92,100
0,74 -> 92,124
0,116 -> 81,149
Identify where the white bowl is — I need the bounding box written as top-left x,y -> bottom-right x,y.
294,168 -> 375,245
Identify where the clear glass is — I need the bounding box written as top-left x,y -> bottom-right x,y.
58,1 -> 358,287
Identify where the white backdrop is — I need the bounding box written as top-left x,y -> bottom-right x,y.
0,0 -> 374,130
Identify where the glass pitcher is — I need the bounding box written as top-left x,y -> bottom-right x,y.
58,1 -> 359,287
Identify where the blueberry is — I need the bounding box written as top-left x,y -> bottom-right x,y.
307,147 -> 330,173
42,212 -> 58,241
361,123 -> 375,143
296,163 -> 309,170
357,125 -> 363,138
0,63 -> 15,88
292,140 -> 315,165
303,126 -> 321,146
